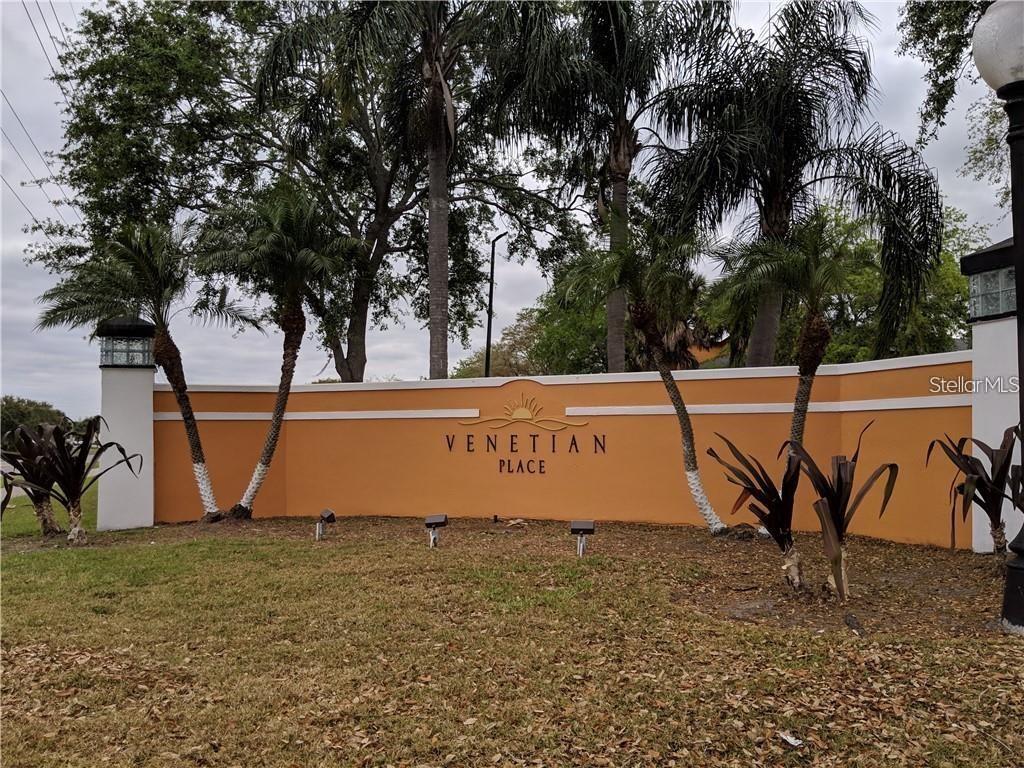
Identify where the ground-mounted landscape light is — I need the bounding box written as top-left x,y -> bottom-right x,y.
973,0 -> 1024,634
570,520 -> 595,558
425,514 -> 448,548
315,508 -> 336,541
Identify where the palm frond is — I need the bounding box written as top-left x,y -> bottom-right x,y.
809,127 -> 943,353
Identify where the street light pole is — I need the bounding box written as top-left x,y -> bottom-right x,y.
972,0 -> 1024,632
998,79 -> 1024,631
1005,82 -> 1024,438
484,231 -> 508,377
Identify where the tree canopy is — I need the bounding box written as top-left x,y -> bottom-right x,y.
897,1 -> 992,141
24,0 -> 975,385
731,206 -> 981,367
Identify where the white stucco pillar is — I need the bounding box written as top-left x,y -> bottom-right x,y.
970,315 -> 1021,552
96,319 -> 156,531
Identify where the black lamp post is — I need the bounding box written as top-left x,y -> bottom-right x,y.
972,0 -> 1024,633
484,231 -> 508,377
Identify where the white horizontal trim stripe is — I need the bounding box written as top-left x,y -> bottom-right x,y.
155,411 -> 271,421
155,408 -> 479,422
153,350 -> 972,394
284,409 -> 479,421
811,394 -> 972,412
157,397 -> 970,421
566,394 -> 971,417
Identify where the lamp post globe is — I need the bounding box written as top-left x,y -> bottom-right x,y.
971,0 -> 1024,94
972,0 -> 1024,634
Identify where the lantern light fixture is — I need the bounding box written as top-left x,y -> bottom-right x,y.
95,316 -> 156,369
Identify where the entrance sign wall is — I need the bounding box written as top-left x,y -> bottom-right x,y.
96,349 -> 1002,550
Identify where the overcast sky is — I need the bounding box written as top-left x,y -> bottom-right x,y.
0,1 -> 1007,419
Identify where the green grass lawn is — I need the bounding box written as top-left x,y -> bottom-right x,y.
2,516 -> 1021,767
1,485 -> 97,538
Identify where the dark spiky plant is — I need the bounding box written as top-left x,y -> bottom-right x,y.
1008,458 -> 1024,527
37,222 -> 258,520
927,425 -> 1017,564
3,417 -> 141,545
707,435 -> 804,589
1,424 -> 63,536
786,421 -> 899,601
1,477 -> 12,517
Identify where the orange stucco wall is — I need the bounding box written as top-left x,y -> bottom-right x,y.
153,355 -> 973,548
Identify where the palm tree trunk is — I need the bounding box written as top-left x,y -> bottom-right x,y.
782,545 -> 804,590
606,177 -> 629,373
747,196 -> 791,367
992,521 -> 1008,574
67,500 -> 86,545
650,344 -> 726,533
427,82 -> 450,380
34,498 -> 63,537
790,374 -> 815,446
746,289 -> 783,366
825,547 -> 849,599
232,300 -> 306,518
153,328 -> 218,519
790,311 -> 831,448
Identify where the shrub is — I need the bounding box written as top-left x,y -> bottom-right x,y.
707,435 -> 804,589
786,422 -> 898,601
927,425 -> 1017,561
2,417 -> 140,545
0,425 -> 63,536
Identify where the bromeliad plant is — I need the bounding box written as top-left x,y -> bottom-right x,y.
1,425 -> 64,537
786,422 -> 899,601
927,425 -> 1018,563
707,435 -> 804,589
2,417 -> 141,545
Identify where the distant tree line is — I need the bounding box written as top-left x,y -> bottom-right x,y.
0,396 -> 93,449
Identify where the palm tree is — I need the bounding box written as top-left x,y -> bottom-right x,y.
204,186 -> 353,519
564,225 -> 726,533
655,0 -> 943,366
524,0 -> 730,373
37,223 -> 256,519
717,209 -> 873,447
338,0 -> 556,380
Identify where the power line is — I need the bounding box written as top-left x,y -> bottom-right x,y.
45,1 -> 70,49
1,126 -> 39,180
35,1 -> 64,60
1,174 -> 56,244
0,89 -> 81,222
22,0 -> 67,102
1,126 -> 70,225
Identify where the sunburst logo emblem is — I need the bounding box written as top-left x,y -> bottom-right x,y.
459,394 -> 588,431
